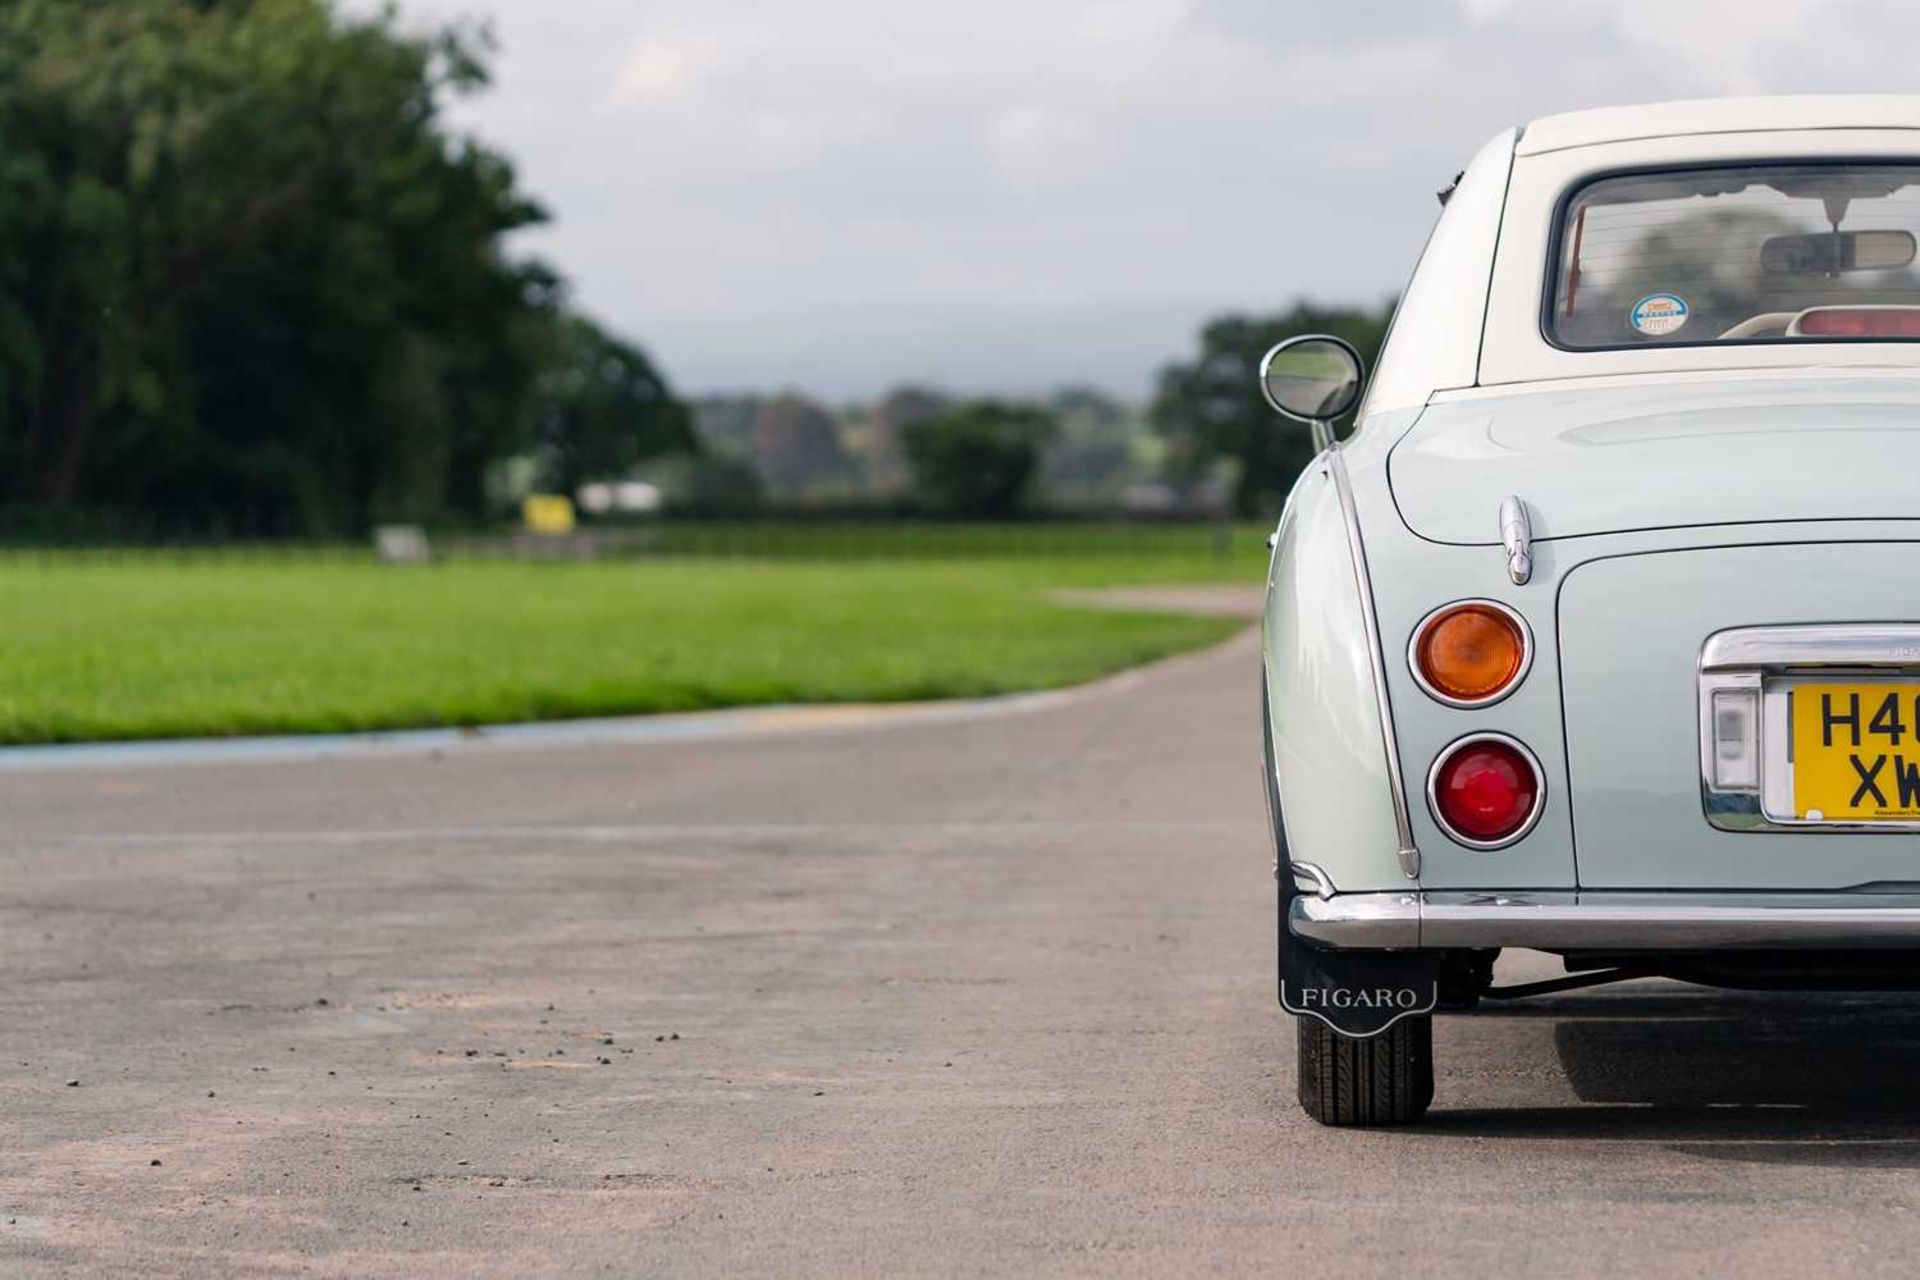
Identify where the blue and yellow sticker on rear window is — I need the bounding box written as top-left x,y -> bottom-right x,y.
1629,293 -> 1690,337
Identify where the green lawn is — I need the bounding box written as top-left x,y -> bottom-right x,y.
0,542 -> 1264,744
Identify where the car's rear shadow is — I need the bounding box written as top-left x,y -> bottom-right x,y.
1416,984 -> 1920,1164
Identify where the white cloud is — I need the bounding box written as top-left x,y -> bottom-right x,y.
984,105 -> 1099,182
1078,0 -> 1199,44
616,27 -> 735,102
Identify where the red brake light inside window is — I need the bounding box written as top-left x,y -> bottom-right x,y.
1794,308 -> 1920,337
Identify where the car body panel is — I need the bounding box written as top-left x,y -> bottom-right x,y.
1329,415 -> 1579,891
1514,94 -> 1920,157
1560,542 -> 1920,890
1359,128 -> 1515,417
1388,373 -> 1920,544
1262,460 -> 1407,893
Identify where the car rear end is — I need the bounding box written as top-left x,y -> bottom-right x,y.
1270,99 -> 1920,1124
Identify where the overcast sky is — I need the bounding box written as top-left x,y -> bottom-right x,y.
364,0 -> 1920,401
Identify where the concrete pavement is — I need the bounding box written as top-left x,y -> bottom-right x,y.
7,624 -> 1920,1275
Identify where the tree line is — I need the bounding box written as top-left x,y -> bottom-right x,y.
0,0 -> 1391,534
682,388 -> 1158,518
697,301 -> 1394,520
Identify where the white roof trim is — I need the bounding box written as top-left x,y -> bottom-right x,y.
1517,95 -> 1920,156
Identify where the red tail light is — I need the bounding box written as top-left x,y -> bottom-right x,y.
1429,735 -> 1544,848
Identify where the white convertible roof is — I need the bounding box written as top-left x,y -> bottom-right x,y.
1516,94 -> 1920,157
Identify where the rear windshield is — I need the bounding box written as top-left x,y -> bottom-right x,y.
1550,163 -> 1920,348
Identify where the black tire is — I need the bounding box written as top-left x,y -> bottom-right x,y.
1296,1015 -> 1434,1127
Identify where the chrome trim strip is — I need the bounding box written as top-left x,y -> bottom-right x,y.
1406,599 -> 1535,709
1288,861 -> 1337,899
1290,890 -> 1920,951
1425,732 -> 1548,850
1702,624 -> 1920,672
1326,446 -> 1421,880
1290,891 -> 1422,949
1499,495 -> 1532,585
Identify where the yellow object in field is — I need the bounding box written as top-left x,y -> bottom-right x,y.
523,494 -> 576,536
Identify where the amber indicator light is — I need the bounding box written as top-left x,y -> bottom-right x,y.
1414,603 -> 1528,705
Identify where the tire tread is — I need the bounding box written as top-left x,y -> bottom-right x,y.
1296,1015 -> 1433,1127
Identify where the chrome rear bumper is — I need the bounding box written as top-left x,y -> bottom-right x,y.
1290,890 -> 1920,951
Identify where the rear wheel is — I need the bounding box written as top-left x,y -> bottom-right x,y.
1296,1015 -> 1433,1126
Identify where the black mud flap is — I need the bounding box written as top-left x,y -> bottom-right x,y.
1280,928 -> 1439,1038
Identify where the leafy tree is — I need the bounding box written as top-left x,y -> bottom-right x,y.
0,0 -> 672,534
903,401 -> 1055,516
1151,301 -> 1393,515
530,315 -> 693,496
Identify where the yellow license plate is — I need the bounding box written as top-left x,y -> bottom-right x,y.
1792,681 -> 1920,820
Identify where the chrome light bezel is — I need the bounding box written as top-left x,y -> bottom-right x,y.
1408,599 -> 1535,709
1426,732 -> 1548,851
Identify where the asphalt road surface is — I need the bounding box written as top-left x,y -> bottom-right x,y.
9,620 -> 1920,1276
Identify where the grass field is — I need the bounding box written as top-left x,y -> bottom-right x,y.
0,534 -> 1266,744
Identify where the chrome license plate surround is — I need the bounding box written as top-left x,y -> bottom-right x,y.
1700,625 -> 1920,834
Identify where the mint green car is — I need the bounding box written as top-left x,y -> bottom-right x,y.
1264,96 -> 1920,1126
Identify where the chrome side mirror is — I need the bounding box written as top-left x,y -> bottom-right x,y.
1258,334 -> 1365,451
